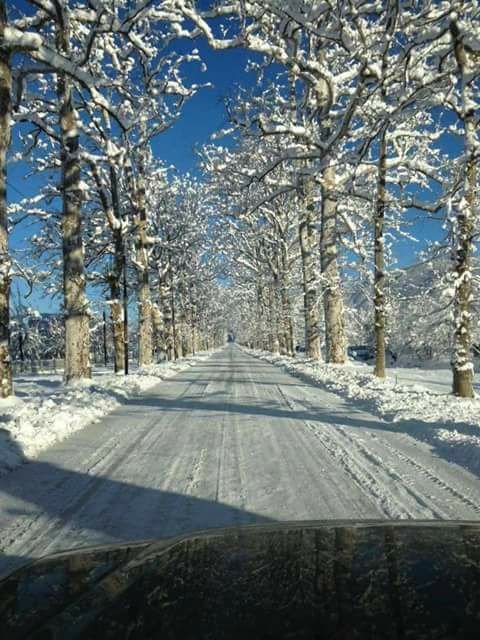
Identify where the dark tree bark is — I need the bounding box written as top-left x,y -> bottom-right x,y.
135,155 -> 153,367
298,179 -> 321,360
0,1 -> 13,397
320,164 -> 346,364
56,10 -> 91,382
374,129 -> 387,378
109,166 -> 125,373
451,22 -> 476,398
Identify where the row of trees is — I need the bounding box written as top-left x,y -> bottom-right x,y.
1,1 -> 479,398
176,0 -> 479,398
1,0 -> 226,397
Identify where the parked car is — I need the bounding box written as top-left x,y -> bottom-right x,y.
348,345 -> 397,365
347,345 -> 374,362
295,344 -> 306,353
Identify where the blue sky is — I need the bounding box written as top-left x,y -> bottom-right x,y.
151,44 -> 254,174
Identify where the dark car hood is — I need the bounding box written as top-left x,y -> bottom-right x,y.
1,520 -> 480,639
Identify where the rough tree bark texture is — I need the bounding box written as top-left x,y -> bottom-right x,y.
268,284 -> 280,355
133,155 -> 153,367
273,273 -> 286,355
373,0 -> 397,379
109,273 -> 124,373
93,160 -> 125,374
178,277 -> 190,357
298,179 -> 321,360
280,245 -> 294,356
109,168 -> 125,374
174,279 -> 185,359
151,304 -> 163,361
170,271 -> 178,359
57,14 -> 91,382
0,2 -> 12,397
320,164 -> 346,364
271,251 -> 289,356
280,284 -> 294,356
160,272 -> 174,360
451,23 -> 476,398
255,279 -> 264,350
374,130 -> 387,378
189,282 -> 197,355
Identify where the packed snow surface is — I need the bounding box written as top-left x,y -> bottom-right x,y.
247,348 -> 480,480
0,345 -> 480,579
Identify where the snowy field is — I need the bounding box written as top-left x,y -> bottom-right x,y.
0,352 -> 215,477
388,361 -> 480,395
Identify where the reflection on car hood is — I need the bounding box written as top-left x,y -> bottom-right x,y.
1,520 -> 480,639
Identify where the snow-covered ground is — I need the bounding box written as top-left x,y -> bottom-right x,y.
0,352 -> 214,477
1,345 -> 480,579
388,360 -> 480,395
245,348 -> 480,478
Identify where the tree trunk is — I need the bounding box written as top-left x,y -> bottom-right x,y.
374,130 -> 387,378
268,284 -> 280,355
178,277 -> 190,357
131,155 -> 153,368
273,273 -> 286,355
298,179 -> 321,360
153,269 -> 168,362
176,331 -> 184,358
451,23 -> 475,398
281,287 -> 294,357
109,273 -> 124,374
57,16 -> 91,383
109,168 -> 125,374
175,281 -> 185,359
320,164 -> 346,364
0,2 -> 12,397
122,244 -> 129,375
180,313 -> 187,357
171,276 -> 178,359
160,271 -> 174,360
255,276 -> 264,350
280,245 -> 294,356
373,3 -> 397,379
189,282 -> 197,355
151,303 -> 163,362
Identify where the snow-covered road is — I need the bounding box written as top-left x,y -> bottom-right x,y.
1,345 -> 480,577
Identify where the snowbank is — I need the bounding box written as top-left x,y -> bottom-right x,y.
0,352 -> 214,477
244,348 -> 480,472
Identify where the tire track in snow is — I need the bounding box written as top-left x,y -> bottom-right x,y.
124,379 -> 214,537
0,376 -> 210,561
358,429 -> 480,517
281,383 -> 479,519
237,372 -> 316,519
274,386 -> 382,518
304,420 -> 418,519
1,415 -> 163,558
214,361 -> 233,504
56,373 -> 213,546
268,386 -> 414,519
216,356 -> 252,520
274,386 -> 425,519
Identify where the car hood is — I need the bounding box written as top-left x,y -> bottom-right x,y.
1,520 -> 480,639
